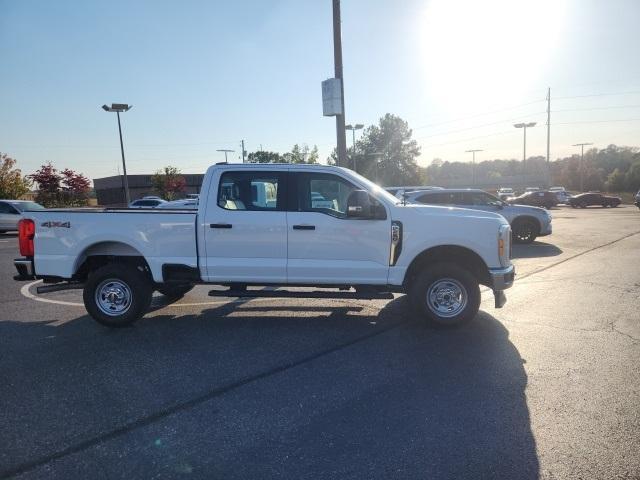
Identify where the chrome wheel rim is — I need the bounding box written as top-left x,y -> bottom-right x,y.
95,279 -> 132,316
515,224 -> 533,242
426,278 -> 467,318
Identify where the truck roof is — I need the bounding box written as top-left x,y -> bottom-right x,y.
208,163 -> 348,172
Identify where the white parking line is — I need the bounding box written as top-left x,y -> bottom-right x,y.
19,281 -> 339,309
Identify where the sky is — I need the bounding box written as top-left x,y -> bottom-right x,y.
1,0 -> 640,181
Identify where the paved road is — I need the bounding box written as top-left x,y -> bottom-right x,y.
1,206 -> 639,479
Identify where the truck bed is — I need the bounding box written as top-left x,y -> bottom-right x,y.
24,209 -> 198,282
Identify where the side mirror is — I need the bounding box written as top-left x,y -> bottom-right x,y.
346,190 -> 372,218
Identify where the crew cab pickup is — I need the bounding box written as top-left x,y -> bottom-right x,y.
14,164 -> 514,328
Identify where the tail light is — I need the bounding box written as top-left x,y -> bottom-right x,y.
18,219 -> 35,257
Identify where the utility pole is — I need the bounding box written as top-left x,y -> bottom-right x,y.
241,140 -> 246,163
546,87 -> 551,186
332,0 -> 348,167
573,143 -> 593,192
465,149 -> 483,186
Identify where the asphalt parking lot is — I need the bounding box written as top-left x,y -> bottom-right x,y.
1,205 -> 639,479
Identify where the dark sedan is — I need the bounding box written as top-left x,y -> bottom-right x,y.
569,192 -> 621,208
508,190 -> 558,209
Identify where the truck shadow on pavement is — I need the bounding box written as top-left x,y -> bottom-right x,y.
512,241 -> 562,258
0,297 -> 538,479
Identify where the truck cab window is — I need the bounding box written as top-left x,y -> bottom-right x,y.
218,171 -> 282,211
294,173 -> 358,218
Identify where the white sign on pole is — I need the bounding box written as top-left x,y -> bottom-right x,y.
322,78 -> 343,116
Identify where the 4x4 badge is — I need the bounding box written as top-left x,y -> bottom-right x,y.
41,221 -> 71,228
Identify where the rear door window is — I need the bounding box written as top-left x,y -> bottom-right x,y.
218,171 -> 285,211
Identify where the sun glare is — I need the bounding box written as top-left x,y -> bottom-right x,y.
420,0 -> 566,112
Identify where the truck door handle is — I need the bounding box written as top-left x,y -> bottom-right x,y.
210,223 -> 232,229
293,224 -> 315,230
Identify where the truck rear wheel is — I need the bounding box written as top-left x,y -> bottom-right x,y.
408,263 -> 480,327
83,263 -> 152,328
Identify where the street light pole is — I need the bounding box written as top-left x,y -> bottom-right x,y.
572,143 -> 593,192
216,149 -> 235,163
345,123 -> 364,171
465,149 -> 483,186
514,122 -> 536,179
102,103 -> 132,205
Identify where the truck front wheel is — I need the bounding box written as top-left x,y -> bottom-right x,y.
83,263 -> 152,328
408,263 -> 481,327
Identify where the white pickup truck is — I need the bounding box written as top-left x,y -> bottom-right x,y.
13,164 -> 514,327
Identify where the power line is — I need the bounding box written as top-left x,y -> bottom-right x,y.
555,90 -> 640,100
555,118 -> 640,125
413,112 -> 546,141
553,105 -> 640,113
412,99 -> 545,131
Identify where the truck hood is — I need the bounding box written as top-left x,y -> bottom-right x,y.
401,203 -> 509,224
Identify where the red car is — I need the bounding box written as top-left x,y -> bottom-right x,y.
568,192 -> 621,208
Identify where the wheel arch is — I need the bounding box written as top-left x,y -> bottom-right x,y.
73,241 -> 151,281
512,215 -> 542,231
403,245 -> 491,288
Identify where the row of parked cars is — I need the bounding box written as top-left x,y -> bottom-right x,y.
496,186 -> 622,209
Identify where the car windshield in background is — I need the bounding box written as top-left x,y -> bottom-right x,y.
11,202 -> 44,211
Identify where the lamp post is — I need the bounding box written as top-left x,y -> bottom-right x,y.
514,122 -> 536,179
102,103 -> 132,205
216,149 -> 235,163
345,123 -> 364,171
572,143 -> 593,192
465,149 -> 483,186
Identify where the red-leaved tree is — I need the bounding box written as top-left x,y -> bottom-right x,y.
29,163 -> 91,207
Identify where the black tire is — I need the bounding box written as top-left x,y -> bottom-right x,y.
612,203 -> 619,208
512,219 -> 539,244
408,263 -> 481,328
579,203 -> 587,208
157,284 -> 194,299
83,263 -> 152,328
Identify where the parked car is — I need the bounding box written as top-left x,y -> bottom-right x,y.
496,188 -> 515,200
524,187 -> 540,193
404,189 -> 552,244
13,164 -> 514,328
635,189 -> 640,209
508,191 -> 558,209
128,198 -> 167,208
568,192 -> 621,208
0,200 -> 44,233
549,186 -> 572,204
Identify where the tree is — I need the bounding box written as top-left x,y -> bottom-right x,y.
0,153 -> 31,199
605,168 -> 626,192
283,144 -> 319,164
625,160 -> 640,191
347,114 -> 424,186
29,163 -> 91,207
61,169 -> 91,206
151,166 -> 186,200
247,151 -> 283,163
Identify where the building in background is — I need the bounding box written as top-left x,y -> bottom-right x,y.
93,174 -> 204,206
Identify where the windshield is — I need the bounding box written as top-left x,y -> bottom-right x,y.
11,201 -> 45,211
347,170 -> 402,204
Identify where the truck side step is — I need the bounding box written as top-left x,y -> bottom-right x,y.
208,289 -> 395,300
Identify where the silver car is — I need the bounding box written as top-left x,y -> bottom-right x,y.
0,200 -> 45,233
404,189 -> 553,244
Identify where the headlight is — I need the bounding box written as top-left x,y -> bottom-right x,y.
498,224 -> 511,267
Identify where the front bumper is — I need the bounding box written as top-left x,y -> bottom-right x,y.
14,258 -> 36,281
490,264 -> 515,290
489,264 -> 515,308
539,220 -> 552,237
